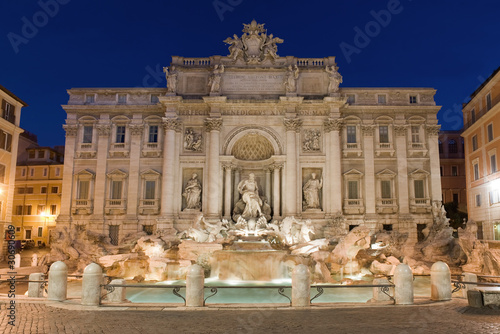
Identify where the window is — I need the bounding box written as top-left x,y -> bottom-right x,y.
109,225 -> 119,246
471,109 -> 476,123
151,94 -> 160,103
49,151 -> 55,160
473,163 -> 480,181
377,95 -> 386,104
381,180 -> 391,199
24,205 -> 32,215
448,139 -> 457,153
83,126 -> 93,143
451,166 -> 458,176
15,205 -> 23,215
491,154 -> 497,173
414,180 -> 425,199
110,180 -> 123,200
472,135 -> 478,151
440,166 -> 443,176
491,190 -> 500,205
438,140 -> 443,154
85,94 -> 95,104
18,188 -> 25,194
0,131 -> 12,152
41,186 -> 47,194
2,100 -> 15,123
77,180 -> 90,199
117,94 -> 127,104
379,126 -> 389,143
145,180 -> 156,199
50,204 -> 57,215
346,94 -> 355,104
30,168 -> 34,177
43,168 -> 47,177
51,186 -> 59,194
26,187 -> 33,194
37,205 -> 45,215
488,124 -> 494,142
476,194 -> 481,207
28,150 -> 35,159
411,126 -> 420,143
0,164 -> 5,183
25,230 -> 32,239
382,224 -> 393,231
453,193 -> 459,204
486,93 -> 492,110
55,167 -> 60,177
348,180 -> 358,199
409,95 -> 417,104
115,126 -> 126,143
148,125 -> 158,143
37,150 -> 44,159
143,225 -> 154,235
38,227 -> 43,238
347,126 -> 356,143
21,168 -> 26,177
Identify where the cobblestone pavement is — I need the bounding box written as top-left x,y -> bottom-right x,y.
1,300 -> 500,334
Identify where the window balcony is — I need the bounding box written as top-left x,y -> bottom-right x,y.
375,143 -> 395,157
72,199 -> 93,215
76,143 -> 97,159
105,199 -> 127,215
376,198 -> 398,214
343,198 -> 364,214
343,143 -> 362,157
410,198 -> 431,213
408,142 -> 427,157
109,143 -> 130,158
142,142 -> 162,158
139,199 -> 160,215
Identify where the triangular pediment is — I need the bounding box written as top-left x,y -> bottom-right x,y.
376,169 -> 396,177
409,168 -> 430,176
343,168 -> 363,176
107,169 -> 128,178
140,169 -> 161,177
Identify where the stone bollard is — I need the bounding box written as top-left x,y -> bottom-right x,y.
186,264 -> 204,307
462,272 -> 478,298
394,264 -> 413,305
372,278 -> 392,302
28,273 -> 45,298
431,261 -> 452,301
14,254 -> 21,268
31,254 -> 38,267
48,261 -> 68,301
81,263 -> 103,306
107,279 -> 127,303
292,264 -> 310,307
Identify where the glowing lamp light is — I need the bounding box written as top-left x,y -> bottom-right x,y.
490,179 -> 500,192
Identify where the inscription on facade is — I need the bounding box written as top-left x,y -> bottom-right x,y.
222,73 -> 285,93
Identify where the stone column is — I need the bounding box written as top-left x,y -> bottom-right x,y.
233,168 -> 240,206
265,167 -> 271,203
48,261 -> 68,302
127,123 -> 143,216
283,118 -> 302,216
60,125 -> 78,217
161,118 -> 180,218
93,124 -> 110,216
205,118 -> 223,218
426,125 -> 443,203
324,118 -> 343,215
272,164 -> 282,219
395,125 -> 409,214
223,165 -> 232,219
362,125 -> 376,215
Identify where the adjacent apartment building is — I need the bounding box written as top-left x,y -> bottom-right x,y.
462,66 -> 500,240
0,85 -> 26,259
439,130 -> 466,212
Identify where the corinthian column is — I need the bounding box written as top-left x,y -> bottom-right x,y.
324,118 -> 343,215
395,125 -> 409,214
60,124 -> 78,218
161,117 -> 181,218
272,164 -> 282,219
223,164 -> 232,219
426,125 -> 442,203
362,125 -> 375,215
283,118 -> 302,216
93,124 -> 110,216
205,118 -> 223,218
127,124 -> 143,216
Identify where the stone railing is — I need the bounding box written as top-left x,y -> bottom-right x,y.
296,58 -> 326,67
181,58 -> 212,66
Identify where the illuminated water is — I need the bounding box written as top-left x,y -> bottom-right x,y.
125,276 -> 432,304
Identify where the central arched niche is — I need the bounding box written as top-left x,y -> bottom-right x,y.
231,133 -> 274,161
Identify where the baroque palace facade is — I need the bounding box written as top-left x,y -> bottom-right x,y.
57,21 -> 441,245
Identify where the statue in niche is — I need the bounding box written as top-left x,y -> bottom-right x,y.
184,128 -> 202,152
303,129 -> 321,152
325,65 -> 342,94
303,173 -> 323,210
163,66 -> 178,94
182,173 -> 202,210
237,173 -> 263,219
208,64 -> 224,94
284,65 -> 299,93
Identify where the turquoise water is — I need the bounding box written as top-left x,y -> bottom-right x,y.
125,276 -> 432,304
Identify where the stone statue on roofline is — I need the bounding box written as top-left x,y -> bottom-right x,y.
325,65 -> 342,95
163,66 -> 178,94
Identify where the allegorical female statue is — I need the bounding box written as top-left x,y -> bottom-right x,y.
303,173 -> 322,210
325,65 -> 342,94
237,173 -> 263,219
183,173 -> 202,210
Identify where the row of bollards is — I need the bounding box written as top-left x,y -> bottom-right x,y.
42,260 -> 455,307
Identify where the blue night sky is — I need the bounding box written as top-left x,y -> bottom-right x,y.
1,0 -> 499,147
